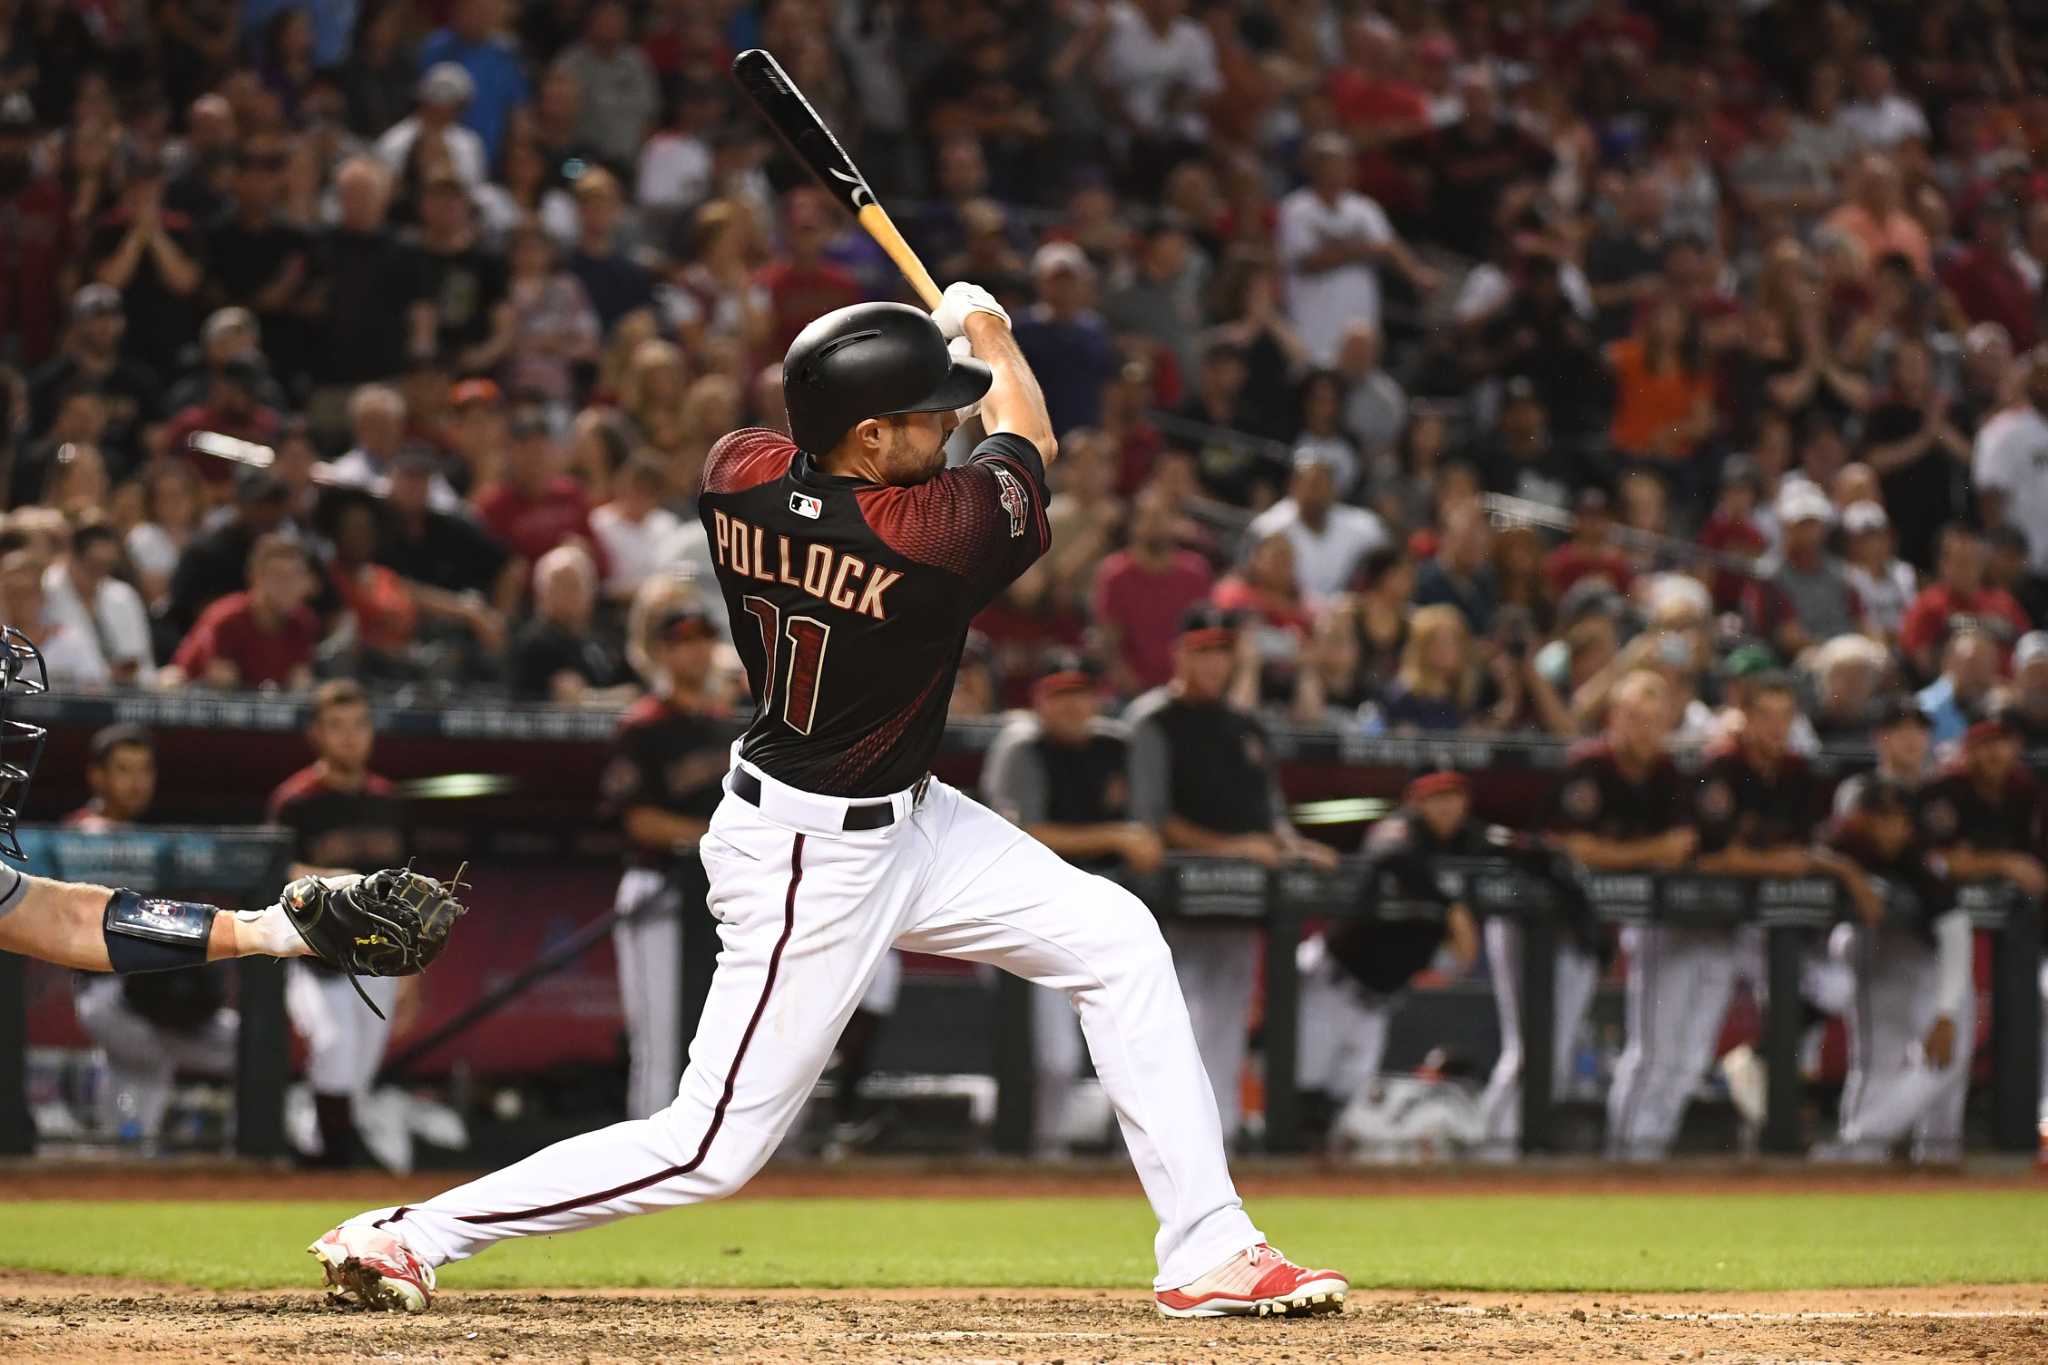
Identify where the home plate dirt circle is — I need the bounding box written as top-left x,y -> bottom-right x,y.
4,1275 -> 2046,1364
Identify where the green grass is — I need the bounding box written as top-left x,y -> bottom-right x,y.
4,1193 -> 2043,1293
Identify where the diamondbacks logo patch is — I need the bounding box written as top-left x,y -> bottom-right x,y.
990,464 -> 1028,539
790,491 -> 823,520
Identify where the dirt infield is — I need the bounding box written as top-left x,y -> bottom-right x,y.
4,1272 -> 2046,1364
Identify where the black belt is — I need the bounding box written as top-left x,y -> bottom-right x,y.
730,769 -> 927,831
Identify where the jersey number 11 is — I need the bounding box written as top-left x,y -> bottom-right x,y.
740,595 -> 831,734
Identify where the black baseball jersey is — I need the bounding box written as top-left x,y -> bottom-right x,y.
1324,815 -> 1466,996
1823,819 -> 1954,942
267,766 -> 408,979
1125,688 -> 1278,835
698,427 -> 1049,797
601,694 -> 731,868
1549,739 -> 1687,839
982,714 -> 1132,872
1693,742 -> 1820,855
1918,764 -> 2044,854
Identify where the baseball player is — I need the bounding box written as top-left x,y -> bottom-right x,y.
268,680 -> 414,1167
1488,670 -> 1689,1150
1832,697 -> 1935,819
1295,772 -> 1483,1141
1607,671 -> 1851,1159
1127,606 -> 1339,1143
0,627 -> 461,992
314,289 -> 1349,1318
1820,777 -> 1975,1161
598,603 -> 730,1121
983,652 -> 1163,1150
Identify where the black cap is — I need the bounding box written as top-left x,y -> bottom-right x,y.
781,302 -> 991,454
234,467 -> 289,503
218,355 -> 268,388
1874,694 -> 1932,732
653,603 -> 715,644
1177,603 -> 1241,647
1849,774 -> 1913,818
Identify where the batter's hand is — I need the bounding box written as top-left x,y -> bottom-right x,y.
932,280 -> 1010,340
1923,1014 -> 1956,1069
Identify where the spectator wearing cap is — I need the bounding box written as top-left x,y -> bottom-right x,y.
1839,501 -> 1916,641
160,356 -> 285,494
375,63 -> 489,190
509,543 -> 637,706
1742,481 -> 1865,661
165,308 -> 284,415
1012,242 -> 1119,437
474,407 -> 608,581
1126,604 -> 1335,1141
1277,133 -> 1437,369
1972,348 -> 2048,576
1898,523 -> 2030,680
554,0 -> 660,172
1996,632 -> 2048,746
417,0 -> 529,168
84,150 -> 205,378
563,167 -> 656,335
0,93 -> 71,370
1919,713 -> 2047,903
166,534 -> 320,692
42,522 -> 152,687
1088,484 -> 1213,695
309,157 -> 429,397
324,384 -> 461,513
983,652 -> 1161,1149
1916,630 -> 2001,747
27,286 -> 157,468
1244,452 -> 1388,600
1859,334 -> 1971,570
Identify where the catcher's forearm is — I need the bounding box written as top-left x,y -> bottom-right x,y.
0,874 -> 306,973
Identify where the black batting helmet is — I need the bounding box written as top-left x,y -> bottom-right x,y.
782,302 -> 991,454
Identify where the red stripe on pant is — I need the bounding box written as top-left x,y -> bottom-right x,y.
409,834 -> 806,1229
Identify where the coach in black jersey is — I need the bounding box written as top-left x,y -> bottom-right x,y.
1919,714 -> 2048,901
318,287 -> 1350,1319
598,603 -> 730,1120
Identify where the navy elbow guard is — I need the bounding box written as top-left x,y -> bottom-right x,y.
103,888 -> 217,974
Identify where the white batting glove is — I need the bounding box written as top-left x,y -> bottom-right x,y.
931,280 -> 1009,340
948,337 -> 984,423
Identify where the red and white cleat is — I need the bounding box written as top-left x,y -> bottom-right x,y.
1155,1243 -> 1349,1318
308,1224 -> 437,1313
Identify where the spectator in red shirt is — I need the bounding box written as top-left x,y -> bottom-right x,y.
1899,522 -> 2032,678
758,187 -> 862,361
473,406 -> 608,580
1326,14 -> 1430,144
1938,197 -> 2036,351
167,534 -> 321,691
161,356 -> 285,494
1542,487 -> 1634,598
1090,485 -> 1215,695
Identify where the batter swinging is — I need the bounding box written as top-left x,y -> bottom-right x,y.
311,287 -> 1349,1319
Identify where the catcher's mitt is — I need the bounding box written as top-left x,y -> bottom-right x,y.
279,866 -> 468,1017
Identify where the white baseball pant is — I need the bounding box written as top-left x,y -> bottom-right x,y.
73,977 -> 237,1140
1605,924 -> 1739,1159
612,866 -> 685,1121
1293,934 -> 1391,1106
1477,919 -> 1601,1147
1833,920 -> 1975,1162
1162,922 -> 1259,1140
286,965 -> 398,1096
349,769 -> 1260,1290
1032,980 -> 1086,1145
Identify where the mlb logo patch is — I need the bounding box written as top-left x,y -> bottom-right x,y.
790,491 -> 823,520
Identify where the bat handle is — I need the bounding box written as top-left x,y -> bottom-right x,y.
857,203 -> 943,310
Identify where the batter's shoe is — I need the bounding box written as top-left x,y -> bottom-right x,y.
1155,1243 -> 1348,1318
308,1224 -> 436,1313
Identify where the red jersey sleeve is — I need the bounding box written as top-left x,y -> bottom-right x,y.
854,432 -> 1051,608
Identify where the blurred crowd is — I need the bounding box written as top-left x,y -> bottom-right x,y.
3,0 -> 2048,748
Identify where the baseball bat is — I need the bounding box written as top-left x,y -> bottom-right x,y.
731,47 -> 943,309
